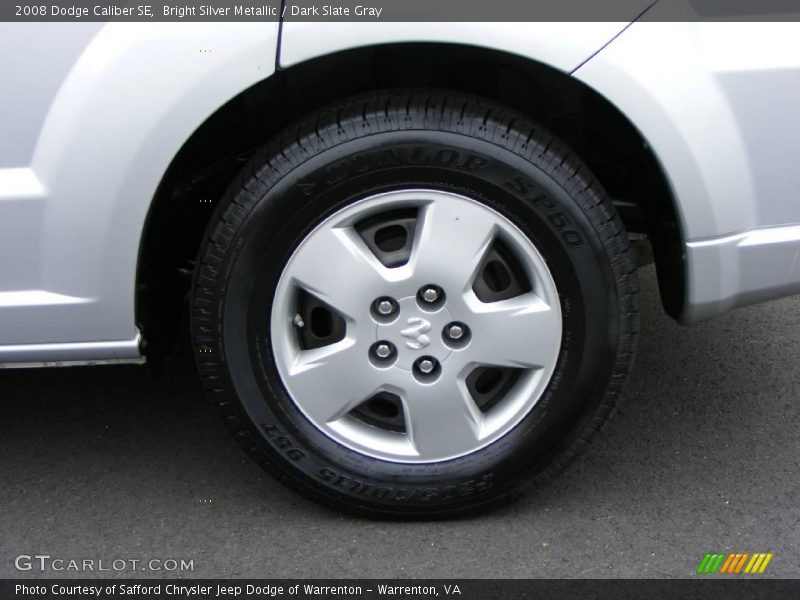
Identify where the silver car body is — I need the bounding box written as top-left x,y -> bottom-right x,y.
1,12 -> 799,365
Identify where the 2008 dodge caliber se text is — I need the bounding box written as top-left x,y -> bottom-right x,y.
2,10 -> 799,517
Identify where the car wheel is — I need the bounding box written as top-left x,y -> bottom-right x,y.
191,91 -> 639,517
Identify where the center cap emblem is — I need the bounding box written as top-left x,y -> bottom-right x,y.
401,317 -> 432,350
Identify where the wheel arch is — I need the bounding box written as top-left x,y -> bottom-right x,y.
137,42 -> 685,361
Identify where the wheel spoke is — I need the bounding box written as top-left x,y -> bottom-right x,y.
288,226 -> 388,319
286,339 -> 382,424
465,292 -> 561,369
404,377 -> 483,457
410,198 -> 499,290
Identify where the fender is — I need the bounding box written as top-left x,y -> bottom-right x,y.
0,23 -> 278,361
573,14 -> 800,320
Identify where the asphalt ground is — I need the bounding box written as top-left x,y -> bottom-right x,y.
2,266 -> 799,579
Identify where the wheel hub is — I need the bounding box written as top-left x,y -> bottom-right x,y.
375,296 -> 454,372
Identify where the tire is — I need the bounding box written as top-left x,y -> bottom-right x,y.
191,90 -> 639,518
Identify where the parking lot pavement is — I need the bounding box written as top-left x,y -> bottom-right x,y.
2,266 -> 799,579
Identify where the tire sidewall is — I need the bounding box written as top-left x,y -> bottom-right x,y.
207,130 -> 621,513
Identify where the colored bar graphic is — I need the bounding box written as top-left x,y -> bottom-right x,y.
734,553 -> 749,574
745,554 -> 761,573
696,553 -> 712,573
719,553 -> 736,573
760,554 -> 774,573
698,552 -> 773,575
697,553 -> 726,574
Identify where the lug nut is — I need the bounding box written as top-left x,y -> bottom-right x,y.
421,287 -> 439,303
372,297 -> 398,320
413,356 -> 440,380
418,359 -> 435,374
447,324 -> 464,340
422,288 -> 438,303
443,322 -> 470,346
370,341 -> 396,364
418,285 -> 445,308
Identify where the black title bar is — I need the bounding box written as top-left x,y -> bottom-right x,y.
4,0 -> 800,22
3,579 -> 800,600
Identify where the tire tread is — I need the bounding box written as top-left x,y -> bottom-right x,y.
191,90 -> 640,518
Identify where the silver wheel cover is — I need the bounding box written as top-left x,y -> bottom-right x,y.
270,189 -> 562,463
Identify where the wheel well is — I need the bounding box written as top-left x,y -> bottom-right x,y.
136,42 -> 684,362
